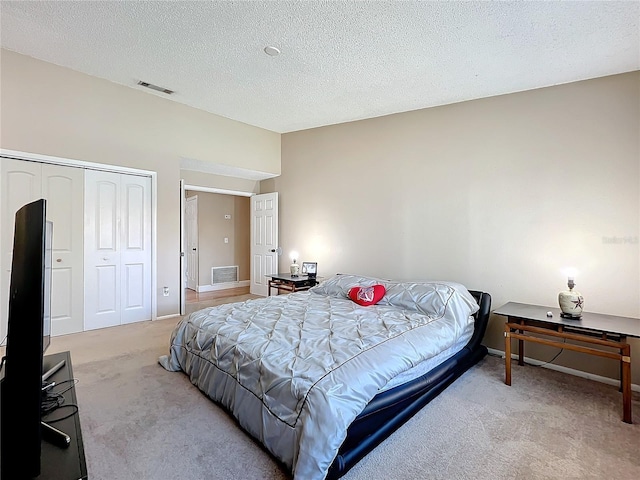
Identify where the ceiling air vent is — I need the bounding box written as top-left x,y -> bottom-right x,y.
137,81 -> 174,95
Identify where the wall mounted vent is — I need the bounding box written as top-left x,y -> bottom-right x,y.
211,266 -> 239,285
137,81 -> 174,95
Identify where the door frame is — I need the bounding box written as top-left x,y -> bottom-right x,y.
1,148 -> 158,321
180,184 -> 254,303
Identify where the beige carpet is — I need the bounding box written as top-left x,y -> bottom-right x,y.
48,299 -> 640,480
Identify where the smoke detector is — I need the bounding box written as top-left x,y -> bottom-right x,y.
264,46 -> 281,57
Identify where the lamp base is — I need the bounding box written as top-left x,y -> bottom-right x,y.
558,287 -> 584,320
290,262 -> 300,277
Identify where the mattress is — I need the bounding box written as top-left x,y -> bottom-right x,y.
159,274 -> 479,480
379,323 -> 473,392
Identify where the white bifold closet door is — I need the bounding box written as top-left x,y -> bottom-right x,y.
84,170 -> 151,330
0,158 -> 84,338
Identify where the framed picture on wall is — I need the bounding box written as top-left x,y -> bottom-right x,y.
302,262 -> 317,277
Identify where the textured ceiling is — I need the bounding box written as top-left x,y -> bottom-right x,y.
1,1 -> 638,133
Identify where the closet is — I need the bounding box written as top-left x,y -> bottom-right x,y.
0,157 -> 152,338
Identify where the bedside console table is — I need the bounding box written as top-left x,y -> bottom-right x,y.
494,302 -> 640,424
267,273 -> 319,296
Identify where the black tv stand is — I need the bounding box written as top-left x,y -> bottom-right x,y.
39,351 -> 87,479
1,351 -> 87,478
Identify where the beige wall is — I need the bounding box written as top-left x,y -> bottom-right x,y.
265,71 -> 640,384
185,191 -> 250,286
234,196 -> 251,280
181,169 -> 261,195
0,49 -> 280,317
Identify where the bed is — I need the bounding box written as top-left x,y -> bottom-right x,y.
159,274 -> 491,479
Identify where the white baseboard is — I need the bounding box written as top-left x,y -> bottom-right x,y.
197,280 -> 250,293
155,314 -> 181,321
487,347 -> 640,393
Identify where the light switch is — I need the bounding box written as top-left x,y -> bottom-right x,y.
224,237 -> 229,244
224,214 -> 231,219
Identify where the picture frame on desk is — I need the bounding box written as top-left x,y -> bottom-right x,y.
302,262 -> 317,277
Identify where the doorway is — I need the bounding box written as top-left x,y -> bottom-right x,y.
181,187 -> 253,314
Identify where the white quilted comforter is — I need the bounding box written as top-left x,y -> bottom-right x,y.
159,274 -> 479,479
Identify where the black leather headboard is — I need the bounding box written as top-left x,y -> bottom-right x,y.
467,290 -> 492,351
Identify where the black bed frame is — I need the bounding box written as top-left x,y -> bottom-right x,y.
326,290 -> 491,479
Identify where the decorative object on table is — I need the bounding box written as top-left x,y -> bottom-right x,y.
558,276 -> 584,318
290,251 -> 300,277
302,262 -> 317,278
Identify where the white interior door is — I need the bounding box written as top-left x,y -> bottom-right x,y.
41,163 -> 84,335
84,170 -> 151,330
1,159 -> 84,338
0,159 -> 42,341
119,174 -> 152,324
179,180 -> 185,315
84,170 -> 121,330
185,195 -> 198,291
250,192 -> 278,296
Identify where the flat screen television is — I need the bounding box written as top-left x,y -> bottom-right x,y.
0,198 -> 53,478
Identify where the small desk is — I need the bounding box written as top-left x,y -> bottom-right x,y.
494,302 -> 640,424
267,273 -> 319,296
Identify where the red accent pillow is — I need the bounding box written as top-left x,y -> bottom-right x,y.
348,285 -> 386,306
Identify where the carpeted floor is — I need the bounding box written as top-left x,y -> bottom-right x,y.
48,300 -> 640,480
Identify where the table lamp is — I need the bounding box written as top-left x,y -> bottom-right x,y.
558,276 -> 584,318
290,251 -> 300,277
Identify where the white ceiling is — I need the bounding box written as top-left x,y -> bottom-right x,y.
1,1 -> 638,134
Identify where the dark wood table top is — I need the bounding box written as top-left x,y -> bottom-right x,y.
267,273 -> 318,282
494,302 -> 640,338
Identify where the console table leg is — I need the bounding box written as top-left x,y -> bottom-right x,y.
505,327 -> 512,386
518,319 -> 525,366
622,345 -> 632,424
619,360 -> 623,393
619,335 -> 627,393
